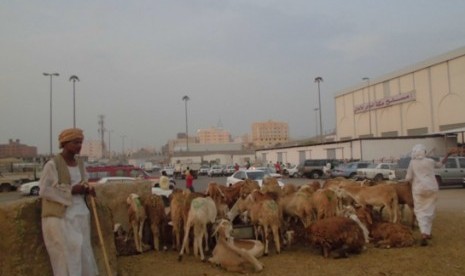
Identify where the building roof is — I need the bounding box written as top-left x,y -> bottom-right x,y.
335,45 -> 465,98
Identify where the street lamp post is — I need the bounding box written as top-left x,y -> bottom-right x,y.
313,108 -> 319,138
43,72 -> 59,157
108,130 -> 114,159
314,77 -> 324,142
362,77 -> 372,136
69,75 -> 80,128
182,95 -> 190,151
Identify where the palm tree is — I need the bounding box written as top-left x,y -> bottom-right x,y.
182,95 -> 190,151
69,75 -> 80,128
314,77 -> 323,142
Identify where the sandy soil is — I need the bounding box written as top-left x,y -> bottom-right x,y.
117,189 -> 465,276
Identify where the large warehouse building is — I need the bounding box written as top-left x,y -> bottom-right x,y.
256,46 -> 465,165
335,46 -> 465,140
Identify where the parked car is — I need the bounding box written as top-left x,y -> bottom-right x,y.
395,156 -> 465,187
19,181 -> 40,196
282,165 -> 299,178
86,165 -> 155,182
331,161 -> 373,178
254,167 -> 282,178
356,163 -> 398,181
198,165 -> 210,176
208,165 -> 224,177
162,167 -> 175,177
222,165 -> 236,176
297,159 -> 342,179
226,169 -> 284,187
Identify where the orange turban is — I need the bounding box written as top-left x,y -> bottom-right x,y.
58,128 -> 84,148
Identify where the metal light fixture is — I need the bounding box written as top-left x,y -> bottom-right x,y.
182,95 -> 190,151
69,75 -> 80,128
314,77 -> 324,142
43,72 -> 59,156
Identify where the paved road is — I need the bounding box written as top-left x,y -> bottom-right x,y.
2,176 -> 464,210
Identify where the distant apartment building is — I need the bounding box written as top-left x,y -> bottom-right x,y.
163,133 -> 197,155
0,139 -> 37,158
252,120 -> 289,148
197,127 -> 231,144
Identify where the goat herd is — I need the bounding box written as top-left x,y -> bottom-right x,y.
121,177 -> 417,274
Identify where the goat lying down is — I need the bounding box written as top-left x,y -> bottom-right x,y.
209,219 -> 264,273
307,216 -> 366,259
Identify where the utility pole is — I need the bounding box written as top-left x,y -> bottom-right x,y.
98,115 -> 106,159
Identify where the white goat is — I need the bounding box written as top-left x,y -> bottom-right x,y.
178,196 -> 217,261
209,219 -> 264,273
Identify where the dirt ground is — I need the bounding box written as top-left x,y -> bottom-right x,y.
117,189 -> 465,276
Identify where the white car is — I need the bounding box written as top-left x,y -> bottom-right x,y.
226,169 -> 284,187
254,167 -> 282,179
162,167 -> 175,177
283,165 -> 299,178
208,165 -> 224,177
19,181 -> 40,196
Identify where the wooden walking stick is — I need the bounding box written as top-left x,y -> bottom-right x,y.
90,195 -> 112,276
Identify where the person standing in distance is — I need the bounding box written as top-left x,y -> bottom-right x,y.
185,169 -> 195,192
39,128 -> 98,275
404,144 -> 452,246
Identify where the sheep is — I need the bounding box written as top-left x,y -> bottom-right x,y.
205,182 -> 229,218
244,190 -> 282,255
281,182 -> 298,196
337,182 -> 399,223
352,205 -> 415,249
379,180 -> 416,228
127,193 -> 147,253
239,178 -> 261,199
261,177 -> 282,197
215,181 -> 243,209
143,194 -> 167,252
279,184 -> 315,227
208,219 -> 264,273
312,188 -> 338,220
307,216 -> 366,258
340,205 -> 372,244
178,196 -> 217,262
370,222 -> 415,248
114,223 -> 138,256
169,189 -> 187,251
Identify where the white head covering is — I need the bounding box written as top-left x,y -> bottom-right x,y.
411,144 -> 426,160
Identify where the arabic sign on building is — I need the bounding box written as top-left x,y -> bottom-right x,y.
354,91 -> 416,114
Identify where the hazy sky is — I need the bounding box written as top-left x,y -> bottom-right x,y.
2,1 -> 465,155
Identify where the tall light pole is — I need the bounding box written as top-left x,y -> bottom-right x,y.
69,75 -> 80,128
43,72 -> 59,156
313,108 -> 319,138
182,95 -> 190,151
108,129 -> 114,159
314,77 -> 324,142
362,77 -> 372,136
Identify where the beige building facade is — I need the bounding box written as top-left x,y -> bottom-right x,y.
197,127 -> 231,144
335,46 -> 465,141
252,120 -> 289,147
80,139 -> 104,161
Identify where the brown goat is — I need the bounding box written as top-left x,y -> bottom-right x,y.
307,216 -> 365,258
143,194 -> 167,252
